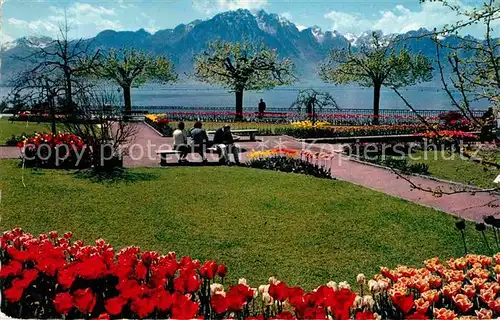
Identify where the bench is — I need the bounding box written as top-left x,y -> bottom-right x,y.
156,147 -> 218,166
207,129 -> 258,141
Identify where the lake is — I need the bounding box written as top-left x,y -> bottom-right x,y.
0,81 -> 489,111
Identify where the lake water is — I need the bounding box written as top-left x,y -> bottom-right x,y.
0,81 -> 489,111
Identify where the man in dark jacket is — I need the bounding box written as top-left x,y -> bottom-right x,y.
213,125 -> 240,165
258,99 -> 266,118
189,121 -> 209,163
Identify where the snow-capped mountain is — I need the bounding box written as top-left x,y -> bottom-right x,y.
0,9 -> 482,80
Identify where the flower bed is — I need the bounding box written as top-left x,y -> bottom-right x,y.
17,133 -> 91,169
414,130 -> 479,140
277,122 -> 432,139
2,228 -> 500,319
144,114 -> 172,137
247,149 -> 333,179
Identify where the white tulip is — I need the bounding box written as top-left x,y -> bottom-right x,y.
262,292 -> 273,305
363,295 -> 375,308
368,280 -> 380,293
357,273 -> 366,285
377,280 -> 389,291
268,276 -> 279,285
326,281 -> 338,290
258,284 -> 270,294
354,295 -> 362,308
210,283 -> 224,295
338,281 -> 351,290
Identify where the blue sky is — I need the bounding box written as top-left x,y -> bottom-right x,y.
1,0 -> 497,42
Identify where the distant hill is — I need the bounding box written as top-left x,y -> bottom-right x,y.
0,9 -> 483,82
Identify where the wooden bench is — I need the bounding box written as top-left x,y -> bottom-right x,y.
156,147 -> 218,166
207,129 -> 258,141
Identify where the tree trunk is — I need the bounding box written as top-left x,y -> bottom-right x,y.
65,72 -> 73,117
373,82 -> 382,125
50,97 -> 56,135
235,90 -> 243,121
123,86 -> 132,121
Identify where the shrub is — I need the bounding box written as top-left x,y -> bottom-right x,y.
5,135 -> 24,146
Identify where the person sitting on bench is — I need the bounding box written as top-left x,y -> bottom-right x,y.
213,125 -> 240,165
173,121 -> 189,163
189,121 -> 209,163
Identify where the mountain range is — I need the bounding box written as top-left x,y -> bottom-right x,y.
0,9 -> 480,82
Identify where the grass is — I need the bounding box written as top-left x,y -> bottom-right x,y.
0,118 -> 55,142
408,150 -> 499,188
0,159 -> 491,289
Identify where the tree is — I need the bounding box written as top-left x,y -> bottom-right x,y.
92,49 -> 177,118
8,70 -> 65,134
388,0 -> 500,195
66,84 -> 139,173
19,20 -> 99,115
319,33 -> 433,124
193,40 -> 296,120
290,89 -> 339,123
428,0 -> 499,136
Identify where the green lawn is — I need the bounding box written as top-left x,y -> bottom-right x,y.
0,159 -> 490,289
408,150 -> 499,188
0,118 -> 53,142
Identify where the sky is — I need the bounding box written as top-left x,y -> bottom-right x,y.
1,0 -> 497,43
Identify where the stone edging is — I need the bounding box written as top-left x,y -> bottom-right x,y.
142,120 -> 167,137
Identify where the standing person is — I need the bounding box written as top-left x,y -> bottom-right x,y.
173,121 -> 189,163
189,121 -> 209,163
258,99 -> 267,119
481,107 -> 496,141
213,125 -> 240,165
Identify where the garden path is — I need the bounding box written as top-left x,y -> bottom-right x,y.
1,122 -> 498,221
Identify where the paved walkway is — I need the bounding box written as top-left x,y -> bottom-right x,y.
1,122 -> 498,221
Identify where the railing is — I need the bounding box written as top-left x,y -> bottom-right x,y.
137,106 -> 488,125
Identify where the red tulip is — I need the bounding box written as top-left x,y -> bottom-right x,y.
356,310 -> 376,320
96,313 -> 111,320
406,312 -> 429,319
131,297 -> 156,319
328,288 -> 357,320
0,260 -> 23,278
216,264 -> 228,278
154,290 -> 173,312
4,285 -> 24,303
211,293 -> 229,314
105,296 -> 127,315
73,288 -> 96,314
391,292 -> 414,315
171,293 -> 199,319
200,260 -> 218,279
269,281 -> 288,301
54,292 -> 74,315
134,260 -> 148,280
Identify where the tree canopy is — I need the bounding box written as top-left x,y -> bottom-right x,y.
193,40 -> 296,117
91,49 -> 178,116
319,33 -> 433,123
